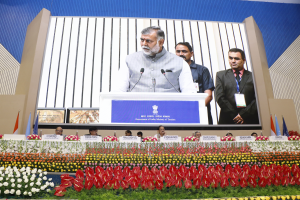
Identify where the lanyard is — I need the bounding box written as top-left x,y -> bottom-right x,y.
235,76 -> 241,93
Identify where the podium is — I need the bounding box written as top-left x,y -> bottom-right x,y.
99,92 -> 208,125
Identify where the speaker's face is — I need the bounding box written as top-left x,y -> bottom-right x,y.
228,52 -> 245,71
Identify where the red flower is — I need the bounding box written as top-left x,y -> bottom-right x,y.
175,179 -> 182,188
220,178 -> 229,188
85,167 -> 94,176
104,180 -> 113,190
130,180 -> 139,189
273,176 -> 281,186
155,180 -> 164,190
258,177 -> 267,188
60,180 -> 72,188
211,178 -> 219,188
75,169 -> 84,181
281,176 -> 289,186
114,166 -> 122,174
61,176 -> 74,184
240,178 -> 248,188
121,180 -> 130,190
184,180 -> 192,189
147,180 -> 155,190
123,166 -> 131,175
160,166 -> 168,175
74,181 -> 84,192
94,176 -> 103,189
54,187 -> 66,197
151,167 -> 159,175
267,177 -> 274,186
193,178 -> 201,189
60,174 -> 70,180
154,174 -> 163,182
289,177 -> 296,185
95,166 -> 105,175
84,180 -> 93,190
230,178 -> 239,187
142,166 -> 150,173
240,171 -> 248,180
216,164 -> 223,172
248,177 -> 257,188
112,179 -> 120,190
202,177 -> 210,188
292,164 -> 299,175
169,165 -> 177,174
141,180 -> 147,190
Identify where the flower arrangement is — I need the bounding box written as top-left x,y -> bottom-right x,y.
0,134 -> 3,139
221,136 -> 235,141
288,135 -> 300,141
0,166 -> 54,198
289,130 -> 300,136
103,136 -> 118,142
65,135 -> 80,141
142,136 -> 158,142
183,136 -> 198,142
255,136 -> 269,141
54,163 -> 300,197
27,135 -> 41,140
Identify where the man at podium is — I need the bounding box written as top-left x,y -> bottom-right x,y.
112,26 -> 195,93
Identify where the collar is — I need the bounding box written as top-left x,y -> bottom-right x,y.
232,68 -> 245,76
143,46 -> 166,60
189,60 -> 197,69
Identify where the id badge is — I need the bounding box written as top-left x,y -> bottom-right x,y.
193,83 -> 199,92
235,93 -> 246,108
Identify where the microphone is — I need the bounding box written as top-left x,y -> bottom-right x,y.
129,68 -> 144,92
161,69 -> 180,93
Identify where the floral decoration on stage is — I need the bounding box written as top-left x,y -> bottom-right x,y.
27,135 -> 41,140
54,163 -> 300,197
183,136 -> 198,142
289,130 -> 300,136
0,166 -> 54,198
221,136 -> 235,141
65,135 -> 80,141
288,136 -> 300,141
0,134 -> 3,139
142,137 -> 158,142
255,136 -> 269,141
103,136 -> 118,142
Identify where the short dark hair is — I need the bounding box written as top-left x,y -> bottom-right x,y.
89,127 -> 97,132
56,127 -> 63,131
228,48 -> 246,60
141,26 -> 165,41
251,132 -> 258,136
125,130 -> 132,135
137,131 -> 143,136
175,42 -> 193,52
157,125 -> 164,130
226,132 -> 233,136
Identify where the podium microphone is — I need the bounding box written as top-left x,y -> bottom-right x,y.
130,68 -> 144,92
161,69 -> 180,93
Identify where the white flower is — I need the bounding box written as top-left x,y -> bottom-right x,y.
30,177 -> 35,181
45,181 -> 49,186
36,181 -> 41,186
46,189 -> 51,192
32,169 -> 37,174
50,182 -> 54,187
5,177 -> 9,180
22,172 -> 26,175
16,190 -> 21,195
11,183 -> 15,187
43,171 -> 47,175
28,192 -> 32,196
24,191 -> 28,195
36,188 -> 40,192
17,184 -> 22,188
38,169 -> 42,173
48,178 -> 52,181
0,183 -> 2,187
4,190 -> 9,194
0,177 -> 3,181
30,182 -> 34,186
31,188 -> 36,192
20,167 -> 25,172
10,189 -> 15,194
24,179 -> 28,183
37,178 -> 42,182
41,185 -> 46,190
43,176 -> 47,181
10,178 -> 15,183
25,185 -> 28,188
3,182 -> 8,186
39,173 -> 43,177
17,178 -> 22,183
5,171 -> 9,174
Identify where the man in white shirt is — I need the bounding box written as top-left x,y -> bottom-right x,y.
112,26 -> 195,93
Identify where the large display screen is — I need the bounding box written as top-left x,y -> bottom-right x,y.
37,109 -> 65,123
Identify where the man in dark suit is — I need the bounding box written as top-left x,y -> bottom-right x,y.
215,48 -> 259,124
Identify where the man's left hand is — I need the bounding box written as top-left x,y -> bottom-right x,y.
233,114 -> 244,124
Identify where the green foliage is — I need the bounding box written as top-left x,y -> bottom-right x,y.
39,185 -> 300,199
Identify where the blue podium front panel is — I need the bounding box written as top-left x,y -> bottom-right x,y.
111,100 -> 200,123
